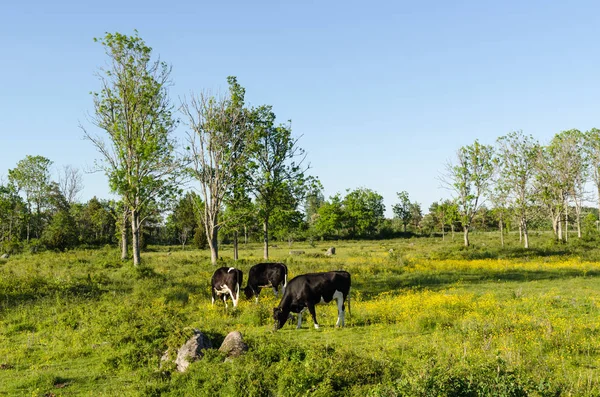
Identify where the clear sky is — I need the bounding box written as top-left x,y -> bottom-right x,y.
2,0 -> 600,217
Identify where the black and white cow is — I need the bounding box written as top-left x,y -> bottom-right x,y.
273,270 -> 351,330
244,262 -> 288,302
211,267 -> 243,308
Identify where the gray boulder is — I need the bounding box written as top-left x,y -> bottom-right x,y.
218,331 -> 248,359
325,247 -> 336,256
163,329 -> 212,372
0,254 -> 9,259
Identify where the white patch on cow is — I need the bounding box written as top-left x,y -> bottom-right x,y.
228,267 -> 235,273
314,323 -> 320,329
214,283 -> 240,308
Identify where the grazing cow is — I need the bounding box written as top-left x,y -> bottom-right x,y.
273,270 -> 351,330
244,262 -> 288,302
211,267 -> 243,308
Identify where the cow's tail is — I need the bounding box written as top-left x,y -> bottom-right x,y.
282,268 -> 288,295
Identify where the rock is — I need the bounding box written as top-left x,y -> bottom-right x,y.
0,254 -> 8,259
218,331 -> 248,359
163,329 -> 212,372
325,247 -> 336,256
289,250 -> 305,256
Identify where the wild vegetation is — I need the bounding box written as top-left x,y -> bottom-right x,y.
2,233 -> 600,396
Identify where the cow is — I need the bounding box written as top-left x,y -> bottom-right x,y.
244,262 -> 288,302
273,270 -> 351,330
211,267 -> 243,308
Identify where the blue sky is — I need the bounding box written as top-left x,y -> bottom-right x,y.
2,0 -> 600,216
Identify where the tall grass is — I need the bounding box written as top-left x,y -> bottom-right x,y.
1,233 -> 600,395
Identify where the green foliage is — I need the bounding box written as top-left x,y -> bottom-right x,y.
41,209 -> 77,251
86,31 -> 179,266
342,187 -> 385,237
392,190 -> 411,231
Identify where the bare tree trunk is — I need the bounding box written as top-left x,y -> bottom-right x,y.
557,217 -> 563,241
451,224 -> 455,240
263,216 -> 269,260
463,226 -> 469,247
564,207 -> 569,243
233,230 -> 238,261
131,209 -> 141,267
244,226 -> 248,244
121,209 -> 128,260
522,218 -> 529,249
441,222 -> 445,241
499,216 -> 504,248
519,224 -> 522,242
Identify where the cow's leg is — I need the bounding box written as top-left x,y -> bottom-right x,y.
223,294 -> 228,309
211,289 -> 216,305
273,285 -> 278,297
296,308 -> 306,329
231,283 -> 239,308
333,291 -> 345,327
307,303 -> 319,329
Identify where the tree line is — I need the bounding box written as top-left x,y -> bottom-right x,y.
2,31 -> 600,263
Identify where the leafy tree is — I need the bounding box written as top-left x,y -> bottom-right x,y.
83,31 -> 179,266
536,131 -> 584,241
182,77 -> 252,265
166,192 -> 200,249
495,131 -> 539,248
0,183 -> 26,243
41,183 -> 77,251
392,191 -> 412,232
72,197 -> 116,245
584,128 -> 600,221
305,190 -> 325,225
313,194 -> 344,239
442,140 -> 494,247
409,201 -> 423,232
8,155 -> 53,242
342,188 -> 385,238
248,105 -> 317,259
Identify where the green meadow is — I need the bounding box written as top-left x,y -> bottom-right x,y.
2,233 -> 600,396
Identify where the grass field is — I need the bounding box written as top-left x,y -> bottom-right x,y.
1,232 -> 600,396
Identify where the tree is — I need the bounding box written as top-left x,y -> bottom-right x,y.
58,165 -> 84,205
536,131 -> 585,241
71,197 -> 116,245
182,77 -> 252,265
248,105 -> 317,259
41,183 -> 77,251
495,131 -> 539,248
166,192 -> 200,249
584,128 -> 600,222
8,155 -> 53,242
342,188 -> 386,238
441,140 -> 494,247
409,201 -> 423,232
313,194 -> 344,239
392,191 -> 411,232
0,182 -> 26,243
83,31 -> 179,266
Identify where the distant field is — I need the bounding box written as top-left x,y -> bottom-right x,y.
1,233 -> 600,396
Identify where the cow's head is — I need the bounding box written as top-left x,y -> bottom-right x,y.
273,307 -> 287,330
243,286 -> 254,299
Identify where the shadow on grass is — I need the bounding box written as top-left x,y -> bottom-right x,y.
355,267 -> 600,298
